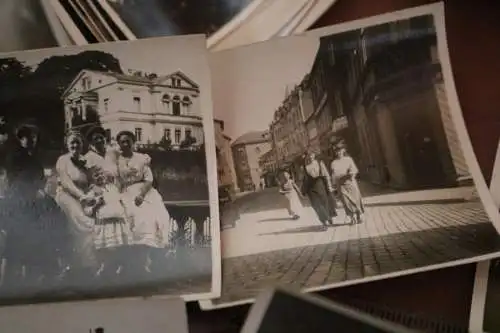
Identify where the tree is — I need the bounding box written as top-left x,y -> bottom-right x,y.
12,51 -> 121,149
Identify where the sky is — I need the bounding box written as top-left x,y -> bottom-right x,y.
210,34 -> 320,141
6,34 -> 209,88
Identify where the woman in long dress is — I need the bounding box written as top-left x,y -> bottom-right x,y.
330,141 -> 365,224
115,131 -> 170,275
55,131 -> 99,286
279,171 -> 302,220
84,126 -> 132,280
301,152 -> 336,230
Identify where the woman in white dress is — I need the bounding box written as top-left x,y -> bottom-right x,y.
330,141 -> 365,224
115,131 -> 170,274
279,171 -> 302,219
54,131 -> 99,284
84,126 -> 132,279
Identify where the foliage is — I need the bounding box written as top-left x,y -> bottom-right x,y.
0,51 -> 122,149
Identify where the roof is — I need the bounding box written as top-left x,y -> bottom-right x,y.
231,130 -> 269,146
62,68 -> 199,99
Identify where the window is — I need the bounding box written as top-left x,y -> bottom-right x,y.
103,98 -> 109,112
133,97 -> 141,113
162,94 -> 170,112
81,77 -> 90,90
185,128 -> 192,138
134,127 -> 142,142
334,92 -> 343,116
174,128 -> 181,144
172,96 -> 181,116
164,128 -> 171,138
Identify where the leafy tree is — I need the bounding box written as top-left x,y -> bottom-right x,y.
0,50 -> 122,150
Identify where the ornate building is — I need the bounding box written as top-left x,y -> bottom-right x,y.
62,69 -> 204,149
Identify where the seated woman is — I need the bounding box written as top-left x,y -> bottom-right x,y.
54,131 -> 99,285
115,131 -> 171,276
84,126 -> 132,279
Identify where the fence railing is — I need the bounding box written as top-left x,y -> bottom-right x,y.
165,201 -> 211,248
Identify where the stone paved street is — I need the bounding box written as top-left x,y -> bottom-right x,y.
213,186 -> 500,306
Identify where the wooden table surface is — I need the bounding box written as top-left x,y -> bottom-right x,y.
189,1 -> 500,331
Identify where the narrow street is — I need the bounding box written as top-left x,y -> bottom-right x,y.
214,186 -> 500,305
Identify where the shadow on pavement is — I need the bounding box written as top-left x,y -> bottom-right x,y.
258,217 -> 295,223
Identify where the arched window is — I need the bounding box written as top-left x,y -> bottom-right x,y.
182,96 -> 191,105
162,94 -> 170,113
172,95 -> 181,116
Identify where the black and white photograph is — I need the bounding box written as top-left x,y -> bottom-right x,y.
0,34 -> 220,303
0,297 -> 189,333
240,287 -> 415,333
468,140 -> 500,333
200,3 -> 500,309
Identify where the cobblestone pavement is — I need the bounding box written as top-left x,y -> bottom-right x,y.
212,187 -> 500,305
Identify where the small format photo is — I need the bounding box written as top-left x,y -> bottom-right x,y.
201,3 -> 500,309
0,34 -> 219,303
469,140 -> 500,333
241,287 -> 416,333
0,298 -> 189,333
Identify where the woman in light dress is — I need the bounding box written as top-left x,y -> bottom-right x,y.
83,126 -> 132,279
115,131 -> 171,274
279,170 -> 302,220
54,131 -> 99,284
330,141 -> 365,224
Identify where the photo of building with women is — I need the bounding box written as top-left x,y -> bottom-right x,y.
0,34 -> 219,303
202,4 -> 500,309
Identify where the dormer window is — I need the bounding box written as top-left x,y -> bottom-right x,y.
172,77 -> 181,87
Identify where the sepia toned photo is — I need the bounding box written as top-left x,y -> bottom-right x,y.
0,34 -> 220,303
0,297 -> 189,333
201,3 -> 500,309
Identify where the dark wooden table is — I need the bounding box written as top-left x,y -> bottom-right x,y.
188,1 -> 500,331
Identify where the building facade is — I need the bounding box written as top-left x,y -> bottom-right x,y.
62,69 -> 204,149
231,131 -> 271,192
258,147 -> 278,187
329,15 -> 470,191
269,82 -> 310,182
214,120 -> 238,192
307,37 -> 352,165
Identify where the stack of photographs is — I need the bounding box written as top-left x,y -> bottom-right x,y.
42,0 -> 338,50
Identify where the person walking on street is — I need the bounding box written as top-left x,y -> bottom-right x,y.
330,141 -> 365,224
279,170 -> 302,220
301,151 -> 336,230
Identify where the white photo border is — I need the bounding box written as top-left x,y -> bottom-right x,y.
468,140 -> 500,333
199,1 -> 500,310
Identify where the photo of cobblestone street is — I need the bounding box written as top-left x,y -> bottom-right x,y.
214,185 -> 500,305
204,9 -> 500,309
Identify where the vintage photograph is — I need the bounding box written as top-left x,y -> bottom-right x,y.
0,297 -> 188,333
469,140 -> 500,333
201,3 -> 500,309
0,34 -> 220,303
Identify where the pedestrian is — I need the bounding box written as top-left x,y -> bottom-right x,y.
330,141 -> 365,224
279,170 -> 302,220
301,151 -> 336,229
